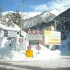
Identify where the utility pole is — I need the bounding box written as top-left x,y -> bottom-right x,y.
20,0 -> 23,35
20,0 -> 24,36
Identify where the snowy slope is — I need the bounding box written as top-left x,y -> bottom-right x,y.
2,11 -> 15,16
23,7 -> 69,19
2,11 -> 42,20
23,6 -> 70,19
50,6 -> 70,16
23,12 -> 42,20
2,6 -> 69,21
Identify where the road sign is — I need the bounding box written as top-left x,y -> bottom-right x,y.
26,50 -> 33,58
8,31 -> 17,37
17,37 -> 25,44
19,38 -> 23,43
44,30 -> 61,45
16,37 -> 26,50
27,34 -> 42,40
36,45 -> 41,50
27,45 -> 31,50
27,29 -> 42,34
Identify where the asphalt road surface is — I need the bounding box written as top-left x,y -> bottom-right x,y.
0,66 -> 70,70
0,58 -> 70,70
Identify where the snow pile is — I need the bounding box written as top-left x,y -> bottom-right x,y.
0,37 -> 13,60
11,50 -> 25,61
11,44 -> 61,61
0,33 -> 70,61
31,44 -> 61,60
0,28 -> 61,61
0,36 -> 61,61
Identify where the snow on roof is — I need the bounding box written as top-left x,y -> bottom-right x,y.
0,23 -> 20,31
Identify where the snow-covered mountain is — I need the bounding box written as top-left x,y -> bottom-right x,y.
0,7 -> 70,37
23,12 -> 56,30
0,11 -> 56,30
0,6 -> 68,30
0,7 -> 69,37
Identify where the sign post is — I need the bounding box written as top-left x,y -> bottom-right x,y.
26,50 -> 33,58
26,45 -> 33,58
19,38 -> 23,43
16,37 -> 26,50
36,45 -> 41,54
27,45 -> 31,50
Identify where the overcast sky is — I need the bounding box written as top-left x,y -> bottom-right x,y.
0,0 -> 70,12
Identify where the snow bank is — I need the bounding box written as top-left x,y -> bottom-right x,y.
10,44 -> 61,61
33,44 -> 61,60
0,36 -> 61,61
1,36 -> 70,61
0,29 -> 61,61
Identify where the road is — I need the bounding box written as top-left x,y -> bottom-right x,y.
0,58 -> 70,70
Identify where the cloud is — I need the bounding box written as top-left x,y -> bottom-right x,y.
32,4 -> 48,11
49,0 -> 70,9
49,0 -> 70,15
31,0 -> 70,12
